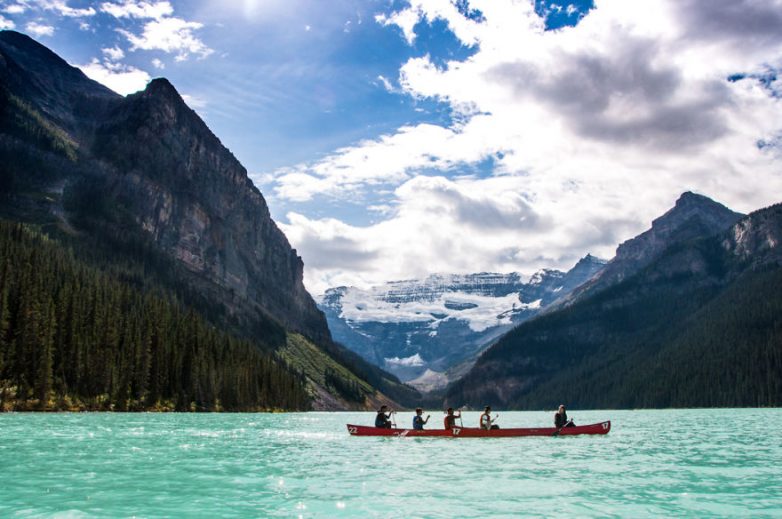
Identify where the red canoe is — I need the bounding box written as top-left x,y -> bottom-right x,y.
347,421 -> 610,437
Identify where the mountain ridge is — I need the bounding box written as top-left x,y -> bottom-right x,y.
554,191 -> 744,310
445,197 -> 782,409
0,30 -> 417,410
320,254 -> 607,387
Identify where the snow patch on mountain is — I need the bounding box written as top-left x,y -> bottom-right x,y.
319,257 -> 607,385
408,369 -> 449,392
385,354 -> 426,367
338,288 -> 538,332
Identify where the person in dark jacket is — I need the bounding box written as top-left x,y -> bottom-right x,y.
554,404 -> 575,428
412,408 -> 430,430
375,405 -> 393,428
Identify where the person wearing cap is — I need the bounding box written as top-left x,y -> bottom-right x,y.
443,407 -> 462,430
412,408 -> 430,430
480,405 -> 498,430
375,405 -> 393,428
554,404 -> 575,429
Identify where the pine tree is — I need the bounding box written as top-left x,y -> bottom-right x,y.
35,296 -> 55,407
0,221 -> 311,411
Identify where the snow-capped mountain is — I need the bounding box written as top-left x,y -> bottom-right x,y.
319,255 -> 606,389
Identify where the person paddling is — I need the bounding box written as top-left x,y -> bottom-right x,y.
480,405 -> 499,430
412,408 -> 430,430
375,405 -> 394,428
554,404 -> 575,429
443,407 -> 462,430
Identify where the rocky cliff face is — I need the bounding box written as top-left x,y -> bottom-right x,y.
724,202 -> 782,266
320,255 -> 606,387
0,31 -> 328,345
90,78 -> 329,342
0,31 -> 420,410
559,191 -> 744,307
614,191 -> 743,266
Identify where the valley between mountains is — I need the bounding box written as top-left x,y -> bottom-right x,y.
1,30 -> 780,412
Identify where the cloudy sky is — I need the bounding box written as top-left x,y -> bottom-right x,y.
2,0 -> 782,295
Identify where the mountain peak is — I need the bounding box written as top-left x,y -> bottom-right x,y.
676,190 -> 710,205
139,77 -> 187,108
144,77 -> 180,98
0,29 -> 117,100
2,32 -> 329,344
575,253 -> 607,267
561,192 -> 746,301
671,191 -> 733,215
652,191 -> 742,232
622,192 -> 744,256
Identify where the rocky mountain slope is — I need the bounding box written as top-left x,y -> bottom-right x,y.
446,196 -> 781,409
0,30 -> 417,410
556,192 -> 743,308
320,255 -> 606,388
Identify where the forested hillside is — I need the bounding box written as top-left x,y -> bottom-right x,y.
0,30 -> 420,410
447,203 -> 782,409
0,221 -> 309,411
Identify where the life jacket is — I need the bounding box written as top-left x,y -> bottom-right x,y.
480,413 -> 490,429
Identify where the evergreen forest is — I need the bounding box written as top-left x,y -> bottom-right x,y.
0,221 -> 310,411
447,236 -> 782,409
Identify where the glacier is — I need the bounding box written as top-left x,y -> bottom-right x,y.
319,256 -> 606,388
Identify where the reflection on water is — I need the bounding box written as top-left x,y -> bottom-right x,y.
0,409 -> 780,517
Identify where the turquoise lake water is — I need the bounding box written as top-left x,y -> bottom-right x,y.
1,409 -> 781,517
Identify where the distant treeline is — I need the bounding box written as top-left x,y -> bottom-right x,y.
0,221 -> 309,411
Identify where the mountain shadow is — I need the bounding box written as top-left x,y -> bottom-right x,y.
0,30 -> 419,410
447,197 -> 781,409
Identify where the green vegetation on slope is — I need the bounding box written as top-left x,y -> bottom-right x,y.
0,84 -> 82,194
4,93 -> 78,160
280,333 -> 424,408
280,333 -> 374,404
447,237 -> 782,409
0,221 -> 309,411
620,267 -> 782,407
1,32 -> 421,410
514,267 -> 782,409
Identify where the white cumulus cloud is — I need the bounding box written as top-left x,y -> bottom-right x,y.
100,0 -> 173,20
101,45 -> 125,61
101,0 -> 212,61
42,0 -> 96,17
375,8 -> 420,45
78,58 -> 151,95
0,15 -> 15,29
25,22 -> 54,37
118,16 -> 212,60
181,93 -> 207,110
273,121 -> 500,202
3,4 -> 25,15
269,0 -> 782,293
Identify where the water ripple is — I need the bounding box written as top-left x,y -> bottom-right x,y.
0,410 -> 780,517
